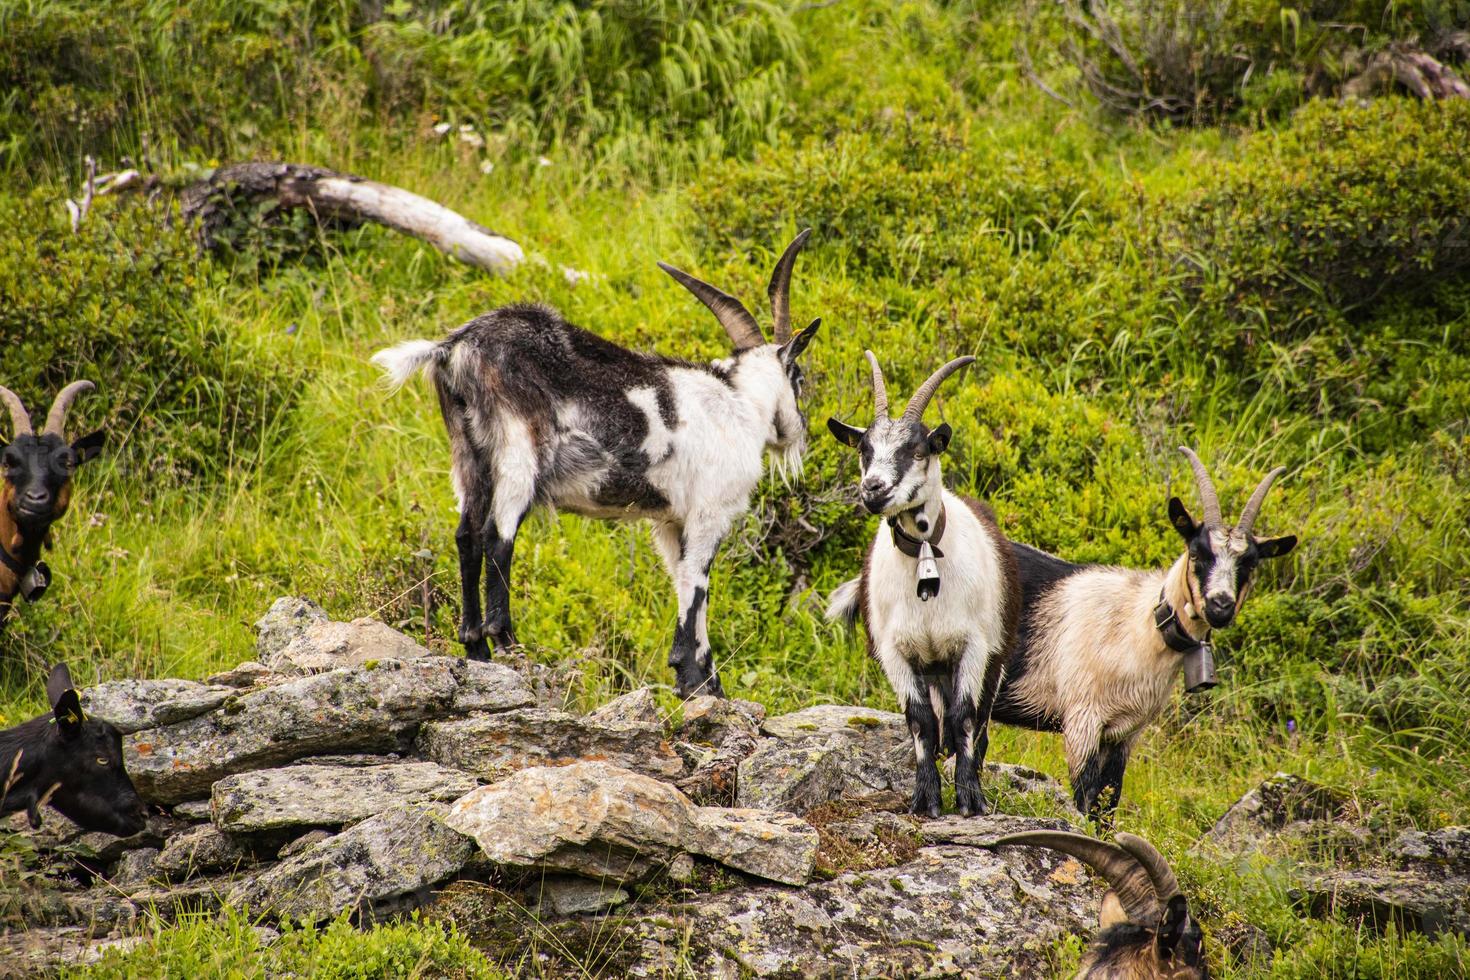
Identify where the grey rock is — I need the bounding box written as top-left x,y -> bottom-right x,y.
0,928 -> 148,980
761,704 -> 905,746
125,657 -> 532,803
256,595 -> 329,660
267,617 -> 431,674
81,679 -> 236,735
537,875 -> 630,916
60,814 -> 181,863
626,838 -> 1098,977
586,687 -> 662,728
446,762 -> 818,886
917,813 -> 1074,847
279,829 -> 334,859
155,825 -> 253,881
677,729 -> 760,807
212,762 -> 477,833
1198,772 -> 1351,860
110,848 -> 160,888
681,696 -> 764,744
124,871 -> 261,921
285,753 -> 402,768
172,800 -> 212,821
1393,826 -> 1470,874
737,735 -> 852,812
204,661 -> 279,688
1295,867 -> 1470,938
419,708 -> 683,782
231,803 -> 478,921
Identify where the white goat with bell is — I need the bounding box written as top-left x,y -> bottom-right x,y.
826,352 -> 1020,817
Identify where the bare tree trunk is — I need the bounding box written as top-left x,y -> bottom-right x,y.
179,162 -> 524,273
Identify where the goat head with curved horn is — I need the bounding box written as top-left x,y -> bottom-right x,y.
992,830 -> 1207,978
1167,447 -> 1298,631
43,380 -> 95,437
0,386 -> 33,438
659,228 -> 816,353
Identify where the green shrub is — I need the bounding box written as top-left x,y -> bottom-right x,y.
72,909 -> 500,979
0,192 -> 303,482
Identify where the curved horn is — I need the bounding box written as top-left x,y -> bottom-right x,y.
658,262 -> 766,350
901,356 -> 975,424
1237,465 -> 1286,537
0,386 -> 33,438
767,228 -> 812,345
864,350 -> 889,419
43,381 -> 95,438
1115,832 -> 1183,903
992,830 -> 1161,925
1177,446 -> 1223,528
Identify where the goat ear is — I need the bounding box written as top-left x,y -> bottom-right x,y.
1156,894 -> 1191,953
71,430 -> 105,464
1168,497 -> 1197,541
47,664 -> 85,738
826,418 -> 864,449
926,423 -> 952,455
1256,534 -> 1297,560
1097,891 -> 1130,930
781,318 -> 821,363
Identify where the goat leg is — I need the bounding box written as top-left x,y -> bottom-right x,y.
951,696 -> 988,817
454,508 -> 490,661
905,696 -> 944,818
668,524 -> 726,699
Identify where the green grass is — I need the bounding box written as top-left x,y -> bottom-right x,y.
4,1 -> 1470,976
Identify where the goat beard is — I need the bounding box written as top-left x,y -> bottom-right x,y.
767,440 -> 806,488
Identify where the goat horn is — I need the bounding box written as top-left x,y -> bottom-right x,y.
1178,446 -> 1224,527
43,381 -> 95,438
1115,832 -> 1183,903
1237,465 -> 1286,538
992,830 -> 1162,926
864,350 -> 889,418
658,261 -> 766,351
901,356 -> 975,424
767,228 -> 812,345
0,386 -> 33,438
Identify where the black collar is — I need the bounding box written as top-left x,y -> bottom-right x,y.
887,505 -> 946,559
1153,589 -> 1208,654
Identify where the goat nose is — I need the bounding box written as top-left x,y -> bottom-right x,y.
22,490 -> 49,507
1205,595 -> 1235,626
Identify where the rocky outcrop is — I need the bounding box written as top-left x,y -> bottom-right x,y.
418,708 -> 684,781
229,803 -> 479,921
81,679 -> 237,735
211,762 -> 477,833
446,761 -> 819,886
126,656 -> 532,803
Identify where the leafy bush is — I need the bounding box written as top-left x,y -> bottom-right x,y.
0,193 -> 302,482
1037,0 -> 1470,124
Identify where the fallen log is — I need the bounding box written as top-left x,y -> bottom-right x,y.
178,162 -> 524,274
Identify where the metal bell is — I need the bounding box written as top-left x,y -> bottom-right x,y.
1182,643 -> 1217,693
916,541 -> 940,601
21,561 -> 51,603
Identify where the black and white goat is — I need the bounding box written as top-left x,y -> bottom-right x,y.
373,232 -> 820,697
1,664 -> 148,837
0,382 -> 104,626
826,352 -> 1020,817
993,830 -> 1208,979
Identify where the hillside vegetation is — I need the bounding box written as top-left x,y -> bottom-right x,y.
2,0 -> 1468,975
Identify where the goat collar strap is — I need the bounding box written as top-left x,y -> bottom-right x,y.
887,505 -> 946,559
1153,589 -> 1208,653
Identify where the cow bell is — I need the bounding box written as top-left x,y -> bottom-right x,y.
21,561 -> 50,603
1182,642 -> 1217,693
916,541 -> 940,601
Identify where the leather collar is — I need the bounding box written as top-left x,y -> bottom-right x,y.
887,505 -> 946,559
1153,589 -> 1208,654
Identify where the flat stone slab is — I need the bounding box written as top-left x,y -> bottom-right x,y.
81,679 -> 236,735
625,836 -> 1097,977
126,657 -> 532,803
761,704 -> 906,745
155,825 -> 254,881
419,708 -> 684,781
267,617 -> 432,674
446,761 -> 818,886
1295,866 -> 1470,938
212,762 -> 478,833
230,803 -> 478,922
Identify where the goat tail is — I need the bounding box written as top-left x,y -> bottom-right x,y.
825,577 -> 862,629
371,339 -> 445,391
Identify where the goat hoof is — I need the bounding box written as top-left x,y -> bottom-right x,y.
956,788 -> 988,817
464,638 -> 493,662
